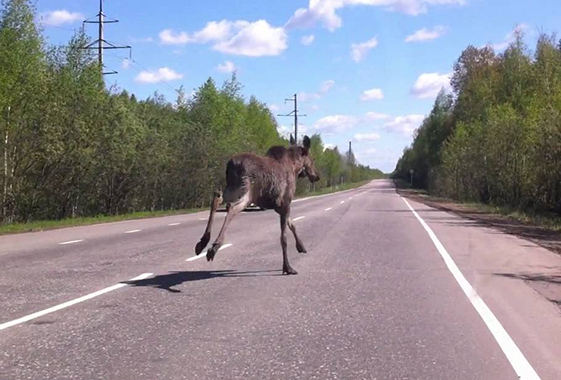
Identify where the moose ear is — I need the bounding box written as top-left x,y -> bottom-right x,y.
302,136 -> 311,156
289,134 -> 295,145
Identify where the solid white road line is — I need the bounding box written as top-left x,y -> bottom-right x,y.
168,223 -> 181,226
186,243 -> 233,262
199,218 -> 208,221
402,198 -> 540,380
293,216 -> 305,221
325,207 -> 332,211
59,240 -> 84,245
124,229 -> 141,234
0,273 -> 153,331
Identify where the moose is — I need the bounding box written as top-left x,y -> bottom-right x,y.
194,135 -> 320,275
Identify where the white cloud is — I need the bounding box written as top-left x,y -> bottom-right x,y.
384,114 -> 425,136
360,88 -> 384,101
364,111 -> 390,120
122,59 -> 131,70
310,105 -> 320,111
324,143 -> 336,150
410,72 -> 451,99
354,133 -> 381,141
299,80 -> 336,102
313,115 -> 358,133
285,0 -> 465,31
268,104 -> 280,112
159,29 -> 191,45
301,34 -> 316,45
351,36 -> 378,62
41,10 -> 84,26
217,60 -> 237,73
405,25 -> 447,42
213,21 -> 287,56
134,67 -> 183,84
489,24 -> 529,51
160,20 -> 287,57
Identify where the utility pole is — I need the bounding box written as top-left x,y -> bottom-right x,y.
82,0 -> 131,75
278,94 -> 306,145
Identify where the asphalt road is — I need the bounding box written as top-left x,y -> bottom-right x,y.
1,180 -> 560,380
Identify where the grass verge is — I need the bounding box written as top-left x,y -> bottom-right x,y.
394,179 -> 561,232
0,208 -> 206,235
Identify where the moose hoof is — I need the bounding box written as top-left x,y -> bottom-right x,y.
296,244 -> 307,254
207,245 -> 219,262
283,266 -> 298,275
195,233 -> 211,255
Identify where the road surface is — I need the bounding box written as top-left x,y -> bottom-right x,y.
1,180 -> 560,379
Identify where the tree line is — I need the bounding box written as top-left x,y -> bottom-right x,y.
0,0 -> 383,224
392,28 -> 561,214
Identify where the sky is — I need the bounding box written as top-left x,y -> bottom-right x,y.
37,0 -> 561,172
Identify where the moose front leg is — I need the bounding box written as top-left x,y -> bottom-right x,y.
280,211 -> 298,275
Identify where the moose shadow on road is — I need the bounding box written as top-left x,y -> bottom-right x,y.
123,269 -> 282,293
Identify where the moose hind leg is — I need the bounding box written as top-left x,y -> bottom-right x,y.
280,212 -> 298,275
288,217 -> 307,254
206,195 -> 248,261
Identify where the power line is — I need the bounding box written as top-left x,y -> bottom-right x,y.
81,0 -> 131,76
105,51 -> 179,93
277,94 -> 306,145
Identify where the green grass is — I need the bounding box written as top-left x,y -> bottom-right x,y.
0,207 -> 206,235
0,180 -> 375,235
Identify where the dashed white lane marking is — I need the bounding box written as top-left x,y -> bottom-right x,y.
199,218 -> 208,221
168,223 -> 181,226
325,207 -> 332,211
340,201 -> 345,204
402,197 -> 540,380
186,244 -> 233,262
0,273 -> 153,331
124,229 -> 141,234
59,240 -> 84,245
293,216 -> 305,221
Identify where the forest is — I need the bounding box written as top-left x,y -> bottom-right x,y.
0,0 -> 383,224
393,29 -> 561,214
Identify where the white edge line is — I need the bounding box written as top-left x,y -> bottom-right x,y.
124,229 -> 141,234
325,207 -> 332,211
168,223 -> 181,226
59,240 -> 84,245
293,216 -> 305,221
186,243 -> 233,262
402,197 -> 540,380
0,273 -> 153,331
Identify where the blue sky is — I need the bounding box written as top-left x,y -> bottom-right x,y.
38,0 -> 560,172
